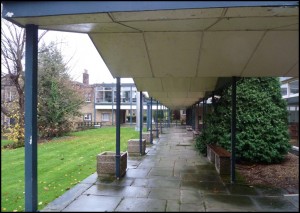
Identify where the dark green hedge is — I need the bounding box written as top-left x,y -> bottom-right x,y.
195,77 -> 290,163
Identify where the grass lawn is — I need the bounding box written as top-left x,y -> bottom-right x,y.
1,139 -> 14,147
1,127 -> 139,212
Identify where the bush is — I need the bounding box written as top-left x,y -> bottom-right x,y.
196,77 -> 290,163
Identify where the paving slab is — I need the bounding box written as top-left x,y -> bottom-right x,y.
115,197 -> 166,212
62,195 -> 122,212
204,194 -> 256,211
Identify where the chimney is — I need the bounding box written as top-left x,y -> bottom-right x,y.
83,69 -> 89,85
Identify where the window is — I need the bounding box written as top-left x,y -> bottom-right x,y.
289,80 -> 299,95
102,113 -> 110,122
84,113 -> 92,121
281,87 -> 287,96
85,93 -> 92,102
5,89 -> 16,102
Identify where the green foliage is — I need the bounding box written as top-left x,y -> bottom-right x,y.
37,42 -> 84,138
195,77 -> 290,163
2,101 -> 25,148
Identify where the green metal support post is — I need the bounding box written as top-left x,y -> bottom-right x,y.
25,24 -> 38,212
116,77 -> 121,178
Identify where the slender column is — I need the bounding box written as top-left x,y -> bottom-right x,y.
202,99 -> 205,130
156,101 -> 159,137
168,108 -> 171,128
150,97 -> 153,143
130,85 -> 132,126
139,91 -> 143,154
192,105 -> 195,129
160,103 -> 162,133
116,78 -> 121,178
94,91 -> 96,123
146,102 -> 150,130
231,76 -> 237,183
25,24 -> 38,212
112,86 -> 114,125
135,92 -> 140,131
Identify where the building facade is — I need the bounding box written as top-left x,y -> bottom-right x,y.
280,77 -> 299,145
76,71 -> 149,126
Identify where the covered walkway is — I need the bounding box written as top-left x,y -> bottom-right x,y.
42,126 -> 298,212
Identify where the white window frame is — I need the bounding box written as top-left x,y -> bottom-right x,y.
102,113 -> 110,122
84,113 -> 92,121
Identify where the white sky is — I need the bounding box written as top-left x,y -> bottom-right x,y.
41,30 -> 134,84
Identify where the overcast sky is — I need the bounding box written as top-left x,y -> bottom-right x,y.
42,30 -> 133,84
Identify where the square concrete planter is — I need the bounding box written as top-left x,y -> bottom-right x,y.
142,132 -> 154,143
152,128 -> 160,138
97,151 -> 127,179
128,139 -> 146,155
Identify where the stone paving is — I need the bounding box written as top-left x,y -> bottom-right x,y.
42,126 -> 299,212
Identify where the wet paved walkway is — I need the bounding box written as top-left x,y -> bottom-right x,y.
43,126 -> 299,212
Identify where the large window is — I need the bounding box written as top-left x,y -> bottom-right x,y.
102,113 -> 110,122
95,87 -> 113,103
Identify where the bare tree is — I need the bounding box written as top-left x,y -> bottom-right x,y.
1,18 -> 47,145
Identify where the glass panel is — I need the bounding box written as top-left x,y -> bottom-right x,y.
102,113 -> 110,121
281,87 -> 287,96
289,80 -> 299,95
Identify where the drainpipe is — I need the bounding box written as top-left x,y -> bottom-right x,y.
25,24 -> 38,212
116,78 -> 121,178
231,76 -> 237,183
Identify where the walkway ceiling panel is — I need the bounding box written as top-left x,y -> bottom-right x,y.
145,32 -> 201,77
209,17 -> 299,31
89,33 -> 152,78
44,23 -> 139,33
225,6 -> 299,17
167,92 -> 188,98
242,31 -> 299,76
197,31 -> 264,77
188,92 -> 205,98
133,78 -> 163,92
286,63 -> 299,77
148,92 -> 168,99
190,78 -> 217,92
276,24 -> 298,30
15,13 -> 113,26
120,19 -> 218,32
161,78 -> 190,92
111,8 -> 224,21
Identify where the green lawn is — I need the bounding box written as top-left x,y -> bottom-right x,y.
1,139 -> 14,147
1,127 -> 139,212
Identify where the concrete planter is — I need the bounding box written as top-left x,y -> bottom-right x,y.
142,132 -> 154,143
152,128 -> 160,138
128,139 -> 146,155
97,151 -> 127,179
